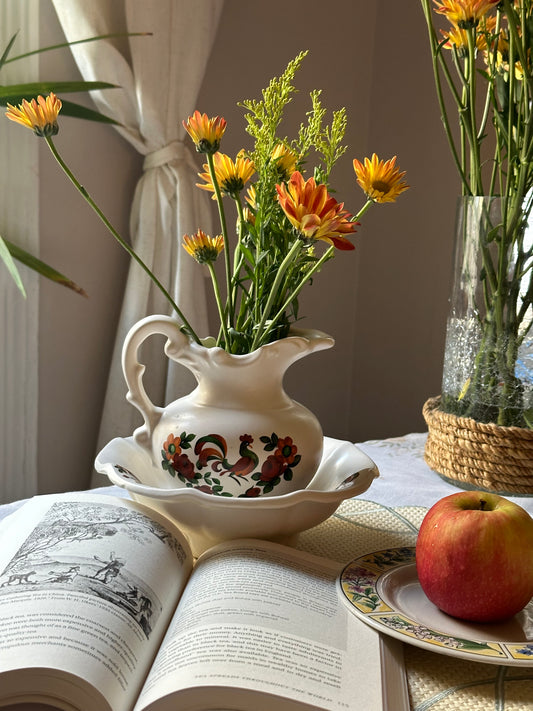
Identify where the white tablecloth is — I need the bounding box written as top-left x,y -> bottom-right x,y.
1,433 -> 532,711
357,432 -> 533,513
1,432 -> 532,520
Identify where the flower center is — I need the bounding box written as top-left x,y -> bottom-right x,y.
372,180 -> 390,194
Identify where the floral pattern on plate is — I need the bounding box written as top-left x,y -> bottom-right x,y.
339,547 -> 533,666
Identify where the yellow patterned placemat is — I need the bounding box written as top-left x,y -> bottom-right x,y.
295,498 -> 533,711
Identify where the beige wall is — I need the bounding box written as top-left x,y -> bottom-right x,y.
37,2 -> 139,494
35,0 -> 458,495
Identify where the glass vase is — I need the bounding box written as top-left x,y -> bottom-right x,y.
440,196 -> 533,428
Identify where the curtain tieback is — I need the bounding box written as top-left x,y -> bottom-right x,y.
143,140 -> 196,172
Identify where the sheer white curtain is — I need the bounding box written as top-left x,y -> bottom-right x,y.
0,0 -> 40,502
51,0 -> 224,479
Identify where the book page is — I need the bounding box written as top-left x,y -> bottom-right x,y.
135,539 -> 383,711
0,494 -> 192,711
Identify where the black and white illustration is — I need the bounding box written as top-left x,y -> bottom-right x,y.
0,501 -> 186,639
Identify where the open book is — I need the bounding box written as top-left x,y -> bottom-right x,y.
0,493 -> 408,711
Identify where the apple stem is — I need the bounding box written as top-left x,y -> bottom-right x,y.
479,499 -> 487,510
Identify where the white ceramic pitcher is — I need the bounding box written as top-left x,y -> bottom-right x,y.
121,315 -> 334,497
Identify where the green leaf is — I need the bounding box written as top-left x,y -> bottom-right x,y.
3,32 -> 151,66
0,234 -> 25,296
0,80 -> 117,102
5,238 -> 87,296
238,242 -> 256,267
57,100 -> 119,125
0,32 -> 18,72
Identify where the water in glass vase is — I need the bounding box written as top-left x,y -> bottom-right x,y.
440,196 -> 533,428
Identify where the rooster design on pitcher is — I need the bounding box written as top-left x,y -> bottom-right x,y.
161,431 -> 301,497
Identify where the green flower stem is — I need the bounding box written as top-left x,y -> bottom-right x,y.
353,198 -> 374,222
420,0 -> 470,193
232,195 -> 246,288
260,245 -> 336,348
466,29 -> 482,194
250,238 -> 303,352
45,136 -> 201,343
207,262 -> 230,349
422,0 -> 533,426
503,0 -> 533,95
234,195 -> 246,238
206,152 -> 233,331
254,201 -> 372,349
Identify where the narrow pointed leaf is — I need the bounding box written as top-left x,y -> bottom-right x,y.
0,234 -> 26,296
4,32 -> 152,65
5,239 -> 87,296
58,99 -> 119,125
0,32 -> 18,71
0,80 -> 117,103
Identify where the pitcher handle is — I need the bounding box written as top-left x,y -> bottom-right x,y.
122,315 -> 191,448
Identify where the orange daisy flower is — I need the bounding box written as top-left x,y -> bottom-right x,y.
197,150 -> 255,199
6,92 -> 62,137
183,110 -> 227,154
353,154 -> 409,204
183,229 -> 224,264
276,171 -> 356,250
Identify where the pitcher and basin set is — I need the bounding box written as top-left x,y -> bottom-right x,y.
96,315 -> 378,555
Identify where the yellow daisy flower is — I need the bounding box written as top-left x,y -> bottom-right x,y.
486,28 -> 529,81
434,0 -> 499,28
245,184 -> 257,211
441,14 -> 496,52
183,110 -> 227,154
241,185 -> 258,226
353,154 -> 409,204
271,143 -> 299,181
197,150 -> 255,199
5,92 -> 62,137
182,230 -> 224,264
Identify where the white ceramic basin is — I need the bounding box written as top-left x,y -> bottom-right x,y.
95,436 -> 379,556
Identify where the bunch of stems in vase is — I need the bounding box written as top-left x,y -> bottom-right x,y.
421,0 -> 533,427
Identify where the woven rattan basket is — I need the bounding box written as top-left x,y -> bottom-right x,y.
423,396 -> 533,495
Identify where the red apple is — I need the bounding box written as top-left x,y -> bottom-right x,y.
415,491 -> 533,622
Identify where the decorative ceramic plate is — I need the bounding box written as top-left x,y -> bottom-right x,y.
339,547 -> 533,666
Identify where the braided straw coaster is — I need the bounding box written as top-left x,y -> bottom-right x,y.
423,396 -> 533,495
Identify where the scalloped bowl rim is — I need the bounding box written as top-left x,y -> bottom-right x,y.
97,436 -> 379,510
